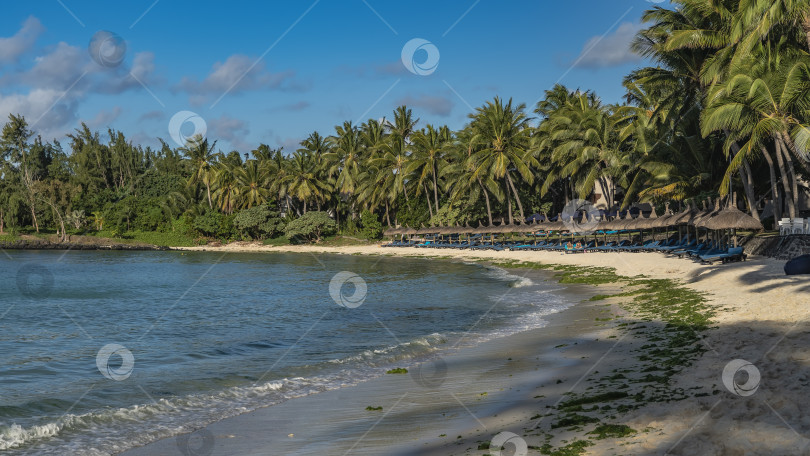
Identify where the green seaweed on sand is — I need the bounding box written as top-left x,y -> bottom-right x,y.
540,440 -> 594,456
587,423 -> 636,439
484,260 -> 715,453
386,367 -> 408,374
365,406 -> 382,411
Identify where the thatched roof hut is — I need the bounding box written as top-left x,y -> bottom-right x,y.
700,203 -> 763,231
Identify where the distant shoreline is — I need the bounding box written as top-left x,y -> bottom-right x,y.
0,238 -> 167,251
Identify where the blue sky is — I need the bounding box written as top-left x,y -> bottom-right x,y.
0,1 -> 665,154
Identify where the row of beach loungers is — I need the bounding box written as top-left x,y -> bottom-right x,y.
382,235 -> 747,264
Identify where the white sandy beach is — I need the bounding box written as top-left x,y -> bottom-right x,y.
123,243 -> 810,455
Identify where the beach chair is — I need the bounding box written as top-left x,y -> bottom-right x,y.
676,242 -> 705,258
593,241 -> 617,252
602,240 -> 631,252
791,220 -> 800,235
687,244 -> 721,259
779,218 -> 792,235
699,247 -> 746,264
667,239 -> 697,254
657,238 -> 690,252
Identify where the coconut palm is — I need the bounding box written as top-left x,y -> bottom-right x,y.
181,135 -> 219,210
469,97 -> 537,223
237,159 -> 271,209
702,58 -> 810,218
407,125 -> 450,213
211,160 -> 240,215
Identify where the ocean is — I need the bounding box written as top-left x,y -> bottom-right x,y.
0,250 -> 571,455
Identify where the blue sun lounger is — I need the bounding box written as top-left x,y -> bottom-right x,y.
699,247 -> 746,263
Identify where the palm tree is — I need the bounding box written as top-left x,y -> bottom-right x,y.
237,159 -> 270,209
702,58 -> 810,218
469,97 -> 536,223
444,126 -> 503,225
386,106 -> 419,143
211,160 -> 240,214
182,135 -> 219,210
408,125 -> 450,213
286,150 -> 324,214
326,122 -> 362,215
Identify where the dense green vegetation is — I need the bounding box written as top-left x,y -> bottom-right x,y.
1,0 -> 809,245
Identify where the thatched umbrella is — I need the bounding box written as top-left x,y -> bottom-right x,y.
612,212 -> 637,243
416,224 -> 440,236
383,226 -> 400,237
471,221 -> 490,235
692,198 -> 723,246
651,204 -> 675,240
637,206 -> 659,230
668,202 -> 697,242
632,206 -> 660,243
702,205 -> 763,231
700,196 -> 762,246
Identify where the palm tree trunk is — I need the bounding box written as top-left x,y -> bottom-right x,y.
774,136 -> 797,218
505,172 -> 525,222
423,183 -> 433,218
504,179 -> 513,224
385,201 -> 391,227
432,164 -> 440,210
477,177 -> 493,225
777,134 -> 800,217
739,159 -> 760,221
761,146 -> 781,221
205,182 -> 213,209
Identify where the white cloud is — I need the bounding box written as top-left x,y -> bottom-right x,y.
575,22 -> 642,69
27,42 -> 90,90
395,95 -> 454,116
0,16 -> 44,63
175,54 -> 295,104
207,114 -> 252,152
0,89 -> 79,139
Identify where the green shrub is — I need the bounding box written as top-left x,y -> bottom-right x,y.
359,209 -> 383,240
284,211 -> 336,243
193,212 -> 223,237
233,205 -> 285,240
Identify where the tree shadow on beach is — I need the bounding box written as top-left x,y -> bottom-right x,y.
683,256 -> 810,295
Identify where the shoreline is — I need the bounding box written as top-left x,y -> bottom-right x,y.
121,267 -> 622,456
125,244 -> 810,454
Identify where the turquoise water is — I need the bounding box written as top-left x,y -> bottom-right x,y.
0,251 -> 569,455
